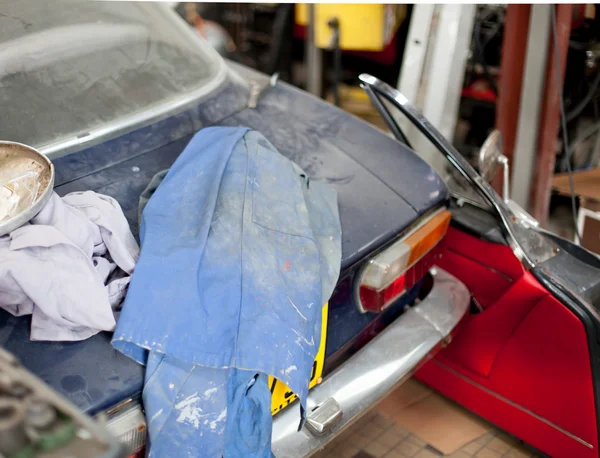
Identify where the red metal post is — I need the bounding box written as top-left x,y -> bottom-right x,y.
529,4 -> 573,225
493,5 -> 531,193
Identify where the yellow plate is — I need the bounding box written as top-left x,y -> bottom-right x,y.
270,303 -> 328,415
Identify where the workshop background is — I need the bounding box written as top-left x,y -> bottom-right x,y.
176,3 -> 600,250
172,4 -> 600,458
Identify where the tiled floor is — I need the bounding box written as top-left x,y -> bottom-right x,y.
312,400 -> 540,458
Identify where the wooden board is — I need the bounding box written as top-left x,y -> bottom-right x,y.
552,168 -> 600,201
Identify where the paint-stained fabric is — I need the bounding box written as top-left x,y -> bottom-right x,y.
112,127 -> 341,457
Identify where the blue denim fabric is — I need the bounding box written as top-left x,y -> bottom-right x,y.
112,127 -> 341,457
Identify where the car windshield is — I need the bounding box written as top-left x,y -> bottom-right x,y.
0,1 -> 221,152
380,98 -> 490,208
364,80 -> 559,266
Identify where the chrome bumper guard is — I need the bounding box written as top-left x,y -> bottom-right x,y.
271,268 -> 470,457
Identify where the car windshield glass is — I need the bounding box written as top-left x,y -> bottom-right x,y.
380,98 -> 490,208
371,86 -> 558,266
0,1 -> 221,149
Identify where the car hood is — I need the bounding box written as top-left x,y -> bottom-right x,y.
223,67 -> 448,269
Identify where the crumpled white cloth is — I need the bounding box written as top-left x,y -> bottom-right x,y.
0,191 -> 139,341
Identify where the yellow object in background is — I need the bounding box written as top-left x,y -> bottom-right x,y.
270,303 -> 328,415
295,4 -> 406,51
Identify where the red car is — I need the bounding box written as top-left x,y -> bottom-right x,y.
362,74 -> 600,458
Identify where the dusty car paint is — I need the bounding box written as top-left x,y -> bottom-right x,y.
0,65 -> 447,414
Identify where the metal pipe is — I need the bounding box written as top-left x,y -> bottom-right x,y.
511,4 -> 551,209
306,4 -> 323,97
328,18 -> 341,107
501,156 -> 510,203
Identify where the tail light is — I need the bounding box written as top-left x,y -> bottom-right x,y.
101,399 -> 146,458
356,208 -> 451,313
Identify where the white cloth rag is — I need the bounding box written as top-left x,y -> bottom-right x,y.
0,191 -> 139,341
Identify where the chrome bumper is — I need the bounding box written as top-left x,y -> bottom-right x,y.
271,268 -> 470,458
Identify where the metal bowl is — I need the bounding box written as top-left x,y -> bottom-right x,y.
0,141 -> 54,237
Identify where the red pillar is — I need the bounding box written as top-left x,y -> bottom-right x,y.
495,5 -> 532,196
529,4 -> 573,225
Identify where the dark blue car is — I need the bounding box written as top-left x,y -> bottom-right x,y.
0,3 -> 469,456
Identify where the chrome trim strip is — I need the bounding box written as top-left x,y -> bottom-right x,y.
36,5 -> 231,160
432,360 -> 594,450
271,268 -> 470,457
